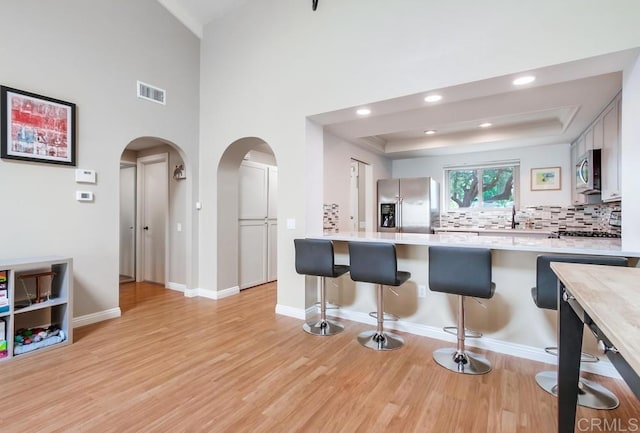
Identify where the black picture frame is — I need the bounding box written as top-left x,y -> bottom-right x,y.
1,86 -> 76,166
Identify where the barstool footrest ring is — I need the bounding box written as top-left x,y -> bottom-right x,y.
443,326 -> 482,338
368,311 -> 399,322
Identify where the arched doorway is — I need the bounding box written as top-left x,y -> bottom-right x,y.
216,137 -> 278,295
118,136 -> 192,295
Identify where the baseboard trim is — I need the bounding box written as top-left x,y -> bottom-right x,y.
271,306 -> 622,379
73,308 -> 122,328
184,288 -> 199,298
275,304 -> 306,320
167,282 -> 187,292
195,286 -> 240,300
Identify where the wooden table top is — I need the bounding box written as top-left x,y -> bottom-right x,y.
550,262 -> 640,376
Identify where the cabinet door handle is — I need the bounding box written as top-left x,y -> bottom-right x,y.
143,226 -> 149,231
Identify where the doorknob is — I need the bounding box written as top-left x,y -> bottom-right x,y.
143,226 -> 149,231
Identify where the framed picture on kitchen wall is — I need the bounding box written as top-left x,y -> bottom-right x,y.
1,86 -> 76,166
530,166 -> 561,191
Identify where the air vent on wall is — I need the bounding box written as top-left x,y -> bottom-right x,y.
137,80 -> 166,105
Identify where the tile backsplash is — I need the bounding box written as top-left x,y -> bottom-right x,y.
323,203 -> 340,232
439,202 -> 622,235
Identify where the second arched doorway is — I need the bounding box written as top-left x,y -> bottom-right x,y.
217,137 -> 278,295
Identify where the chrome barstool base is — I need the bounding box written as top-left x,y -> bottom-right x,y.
433,348 -> 492,375
303,319 -> 344,336
534,371 -> 619,410
357,330 -> 404,351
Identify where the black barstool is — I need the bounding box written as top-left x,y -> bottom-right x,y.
429,246 -> 495,375
532,254 -> 627,409
294,238 -> 349,336
348,241 -> 411,351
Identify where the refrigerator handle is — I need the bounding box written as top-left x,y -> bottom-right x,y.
396,196 -> 402,232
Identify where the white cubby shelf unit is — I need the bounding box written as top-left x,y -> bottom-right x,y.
0,256 -> 73,361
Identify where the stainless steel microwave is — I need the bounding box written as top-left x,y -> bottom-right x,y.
575,149 -> 601,194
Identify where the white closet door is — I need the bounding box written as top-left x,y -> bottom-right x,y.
266,167 -> 278,282
238,161 -> 276,289
239,163 -> 268,219
267,167 -> 278,219
239,219 -> 268,289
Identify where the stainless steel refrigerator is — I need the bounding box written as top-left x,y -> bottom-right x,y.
378,177 -> 440,233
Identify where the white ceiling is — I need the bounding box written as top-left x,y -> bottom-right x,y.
311,49 -> 639,158
156,1 -> 639,160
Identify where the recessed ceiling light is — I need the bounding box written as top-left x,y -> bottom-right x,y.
424,94 -> 443,103
479,122 -> 492,128
356,108 -> 371,116
424,130 -> 436,135
513,75 -> 536,86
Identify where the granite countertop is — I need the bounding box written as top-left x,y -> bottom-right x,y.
433,227 -> 550,235
312,231 -> 637,257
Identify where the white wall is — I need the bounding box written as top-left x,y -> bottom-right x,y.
199,0 -> 640,311
245,150 -> 277,166
621,53 -> 640,251
323,133 -> 392,232
0,1 -> 200,319
392,143 -> 572,209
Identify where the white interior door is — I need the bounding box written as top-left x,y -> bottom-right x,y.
350,159 -> 368,232
119,164 -> 136,281
267,167 -> 278,282
239,220 -> 268,289
238,160 -> 277,289
350,160 -> 359,232
137,154 -> 168,285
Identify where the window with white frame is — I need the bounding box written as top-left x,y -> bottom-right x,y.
445,162 -> 519,210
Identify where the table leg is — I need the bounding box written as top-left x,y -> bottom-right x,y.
558,283 -> 584,433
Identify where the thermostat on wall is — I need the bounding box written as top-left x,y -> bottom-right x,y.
75,169 -> 96,184
76,191 -> 94,202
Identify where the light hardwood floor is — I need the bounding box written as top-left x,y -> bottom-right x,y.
0,281 -> 638,432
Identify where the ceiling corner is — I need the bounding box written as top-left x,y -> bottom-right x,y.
157,0 -> 203,39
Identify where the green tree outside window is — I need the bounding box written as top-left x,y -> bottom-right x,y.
448,165 -> 517,209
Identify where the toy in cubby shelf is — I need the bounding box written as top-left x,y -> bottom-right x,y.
0,270 -> 8,313
14,325 -> 65,355
16,270 -> 54,308
0,317 -> 6,358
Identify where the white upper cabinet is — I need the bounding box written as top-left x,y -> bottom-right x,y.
601,94 -> 622,202
592,117 -> 604,150
570,92 -> 621,204
584,128 -> 594,152
575,134 -> 586,158
570,142 -> 585,205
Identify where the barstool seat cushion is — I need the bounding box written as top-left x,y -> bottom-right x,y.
348,242 -> 411,286
532,255 -> 628,311
294,238 -> 349,278
428,246 -> 494,298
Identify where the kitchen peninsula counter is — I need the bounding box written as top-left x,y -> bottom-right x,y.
311,231 -> 636,257
302,231 -> 638,377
